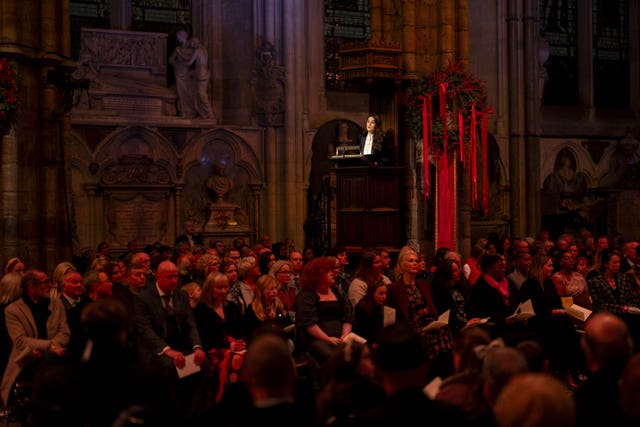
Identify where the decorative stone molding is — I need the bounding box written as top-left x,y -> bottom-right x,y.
252,41 -> 285,127
339,40 -> 402,83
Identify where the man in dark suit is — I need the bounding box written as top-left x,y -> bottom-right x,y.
133,260 -> 209,422
620,241 -> 639,273
174,220 -> 204,249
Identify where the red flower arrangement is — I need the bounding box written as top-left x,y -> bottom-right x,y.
0,57 -> 20,133
402,61 -> 492,154
402,61 -> 493,211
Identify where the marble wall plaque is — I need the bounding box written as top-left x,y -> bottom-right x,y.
107,192 -> 168,246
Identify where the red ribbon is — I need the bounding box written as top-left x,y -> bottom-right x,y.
470,106 -> 478,210
458,112 -> 465,166
421,94 -> 433,196
439,83 -> 448,155
481,113 -> 489,214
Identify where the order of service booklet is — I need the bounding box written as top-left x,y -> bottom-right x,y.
507,299 -> 535,322
564,304 -> 592,322
176,352 -> 202,379
421,310 -> 451,332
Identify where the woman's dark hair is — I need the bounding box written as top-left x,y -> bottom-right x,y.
599,248 -> 622,273
480,253 -> 504,273
353,249 -> 384,288
258,250 -> 275,275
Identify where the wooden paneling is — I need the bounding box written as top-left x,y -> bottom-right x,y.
333,166 -> 404,251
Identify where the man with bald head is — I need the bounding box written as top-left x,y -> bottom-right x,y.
574,312 -> 634,425
134,260 -> 209,422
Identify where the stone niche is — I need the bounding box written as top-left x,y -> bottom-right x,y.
69,125 -> 264,255
69,29 -> 265,255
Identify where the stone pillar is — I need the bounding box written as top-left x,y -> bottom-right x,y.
0,126 -> 20,261
0,0 -> 73,271
437,0 -> 456,66
523,0 -> 541,238
402,0 -> 417,76
371,0 -> 383,41
282,0 -> 306,246
250,184 -> 262,244
506,1 -> 526,238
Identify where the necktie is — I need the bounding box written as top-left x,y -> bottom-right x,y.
163,294 -> 175,315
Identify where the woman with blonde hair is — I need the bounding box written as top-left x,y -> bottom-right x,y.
245,274 -> 293,339
386,245 -> 455,380
270,260 -> 296,311
3,257 -> 25,276
51,261 -> 77,299
195,253 -> 221,284
226,256 -> 260,315
194,272 -> 247,403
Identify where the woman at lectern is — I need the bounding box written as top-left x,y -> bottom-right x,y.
359,114 -> 384,163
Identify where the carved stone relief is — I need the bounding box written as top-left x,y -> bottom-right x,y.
105,191 -> 169,246
72,29 -> 177,117
252,41 -> 285,127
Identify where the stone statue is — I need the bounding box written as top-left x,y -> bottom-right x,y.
169,30 -> 195,118
207,162 -> 233,203
188,37 -> 214,119
169,31 -> 215,120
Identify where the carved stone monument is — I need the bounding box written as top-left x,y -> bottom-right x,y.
169,30 -> 215,120
204,162 -> 249,232
72,28 -> 177,117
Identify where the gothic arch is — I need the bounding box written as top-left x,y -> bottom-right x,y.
93,126 -> 180,183
309,119 -> 361,197
179,128 -> 263,228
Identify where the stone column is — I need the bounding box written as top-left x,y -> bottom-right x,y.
282,0 -> 306,246
523,0 -> 541,238
371,0 -> 383,40
250,184 -> 263,244
0,0 -> 73,271
402,0 -> 417,76
0,126 -> 19,261
506,0 -> 526,238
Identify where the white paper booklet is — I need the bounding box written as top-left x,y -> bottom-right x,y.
383,306 -> 396,327
423,376 -> 443,400
422,310 -> 450,332
565,304 -> 592,321
507,299 -> 536,322
176,352 -> 202,379
342,331 -> 367,344
628,306 -> 640,315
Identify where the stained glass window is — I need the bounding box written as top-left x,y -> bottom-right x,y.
131,0 -> 191,34
70,0 -> 111,60
324,0 -> 370,90
593,0 -> 628,108
540,0 -> 578,106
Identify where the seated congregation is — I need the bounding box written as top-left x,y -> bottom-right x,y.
0,229 -> 639,426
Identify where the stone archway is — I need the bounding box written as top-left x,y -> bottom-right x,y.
181,128 -> 264,246
69,126 -> 180,253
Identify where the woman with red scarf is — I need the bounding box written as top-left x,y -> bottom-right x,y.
469,253 -> 531,345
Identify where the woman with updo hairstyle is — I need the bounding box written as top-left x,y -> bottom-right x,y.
4,257 -> 25,276
386,245 -> 455,380
226,256 -> 259,315
294,256 -> 354,366
195,253 -> 221,284
51,261 -> 77,299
